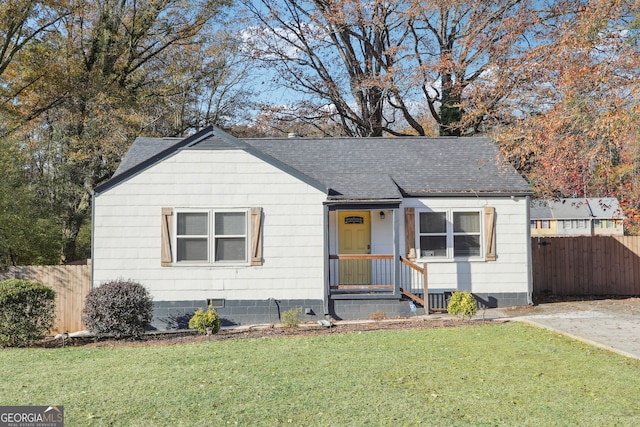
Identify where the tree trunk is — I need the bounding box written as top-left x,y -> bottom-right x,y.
439,75 -> 463,136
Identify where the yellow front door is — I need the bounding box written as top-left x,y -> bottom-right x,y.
338,211 -> 371,285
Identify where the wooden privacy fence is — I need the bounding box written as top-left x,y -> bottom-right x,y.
532,236 -> 640,296
0,261 -> 91,334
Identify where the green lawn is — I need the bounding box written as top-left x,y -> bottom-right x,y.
1,323 -> 639,426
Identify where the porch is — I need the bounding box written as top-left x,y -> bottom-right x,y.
328,254 -> 437,311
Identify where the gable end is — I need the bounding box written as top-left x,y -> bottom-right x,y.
94,126 -> 217,195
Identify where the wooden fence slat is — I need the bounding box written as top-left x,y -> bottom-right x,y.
619,237 -> 629,294
582,237 -> 592,295
593,236 -> 603,293
631,237 -> 640,295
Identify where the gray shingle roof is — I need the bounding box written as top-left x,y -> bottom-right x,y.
100,126 -> 531,199
530,198 -> 623,220
244,136 -> 531,199
529,200 -> 554,220
113,137 -> 182,177
586,198 -> 622,219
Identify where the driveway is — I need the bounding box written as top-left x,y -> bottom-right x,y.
491,298 -> 640,360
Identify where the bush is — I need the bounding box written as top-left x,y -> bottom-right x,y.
0,279 -> 56,347
281,307 -> 302,328
188,303 -> 221,335
447,291 -> 478,320
83,279 -> 153,338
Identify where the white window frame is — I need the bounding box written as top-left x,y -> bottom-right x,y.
174,208 -> 250,265
416,209 -> 484,262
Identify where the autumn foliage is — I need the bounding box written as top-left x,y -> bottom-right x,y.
495,0 -> 640,232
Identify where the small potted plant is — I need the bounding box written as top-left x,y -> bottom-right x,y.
188,303 -> 221,336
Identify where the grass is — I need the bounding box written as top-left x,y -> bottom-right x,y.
1,323 -> 639,426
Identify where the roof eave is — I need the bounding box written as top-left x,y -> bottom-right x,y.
323,199 -> 403,210
404,190 -> 533,198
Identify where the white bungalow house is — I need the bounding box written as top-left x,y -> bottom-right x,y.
92,126 -> 533,328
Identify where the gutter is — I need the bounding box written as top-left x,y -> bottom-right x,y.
526,195 -> 533,305
405,191 -> 533,198
90,190 -> 96,291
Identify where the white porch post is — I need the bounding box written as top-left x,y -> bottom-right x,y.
393,207 -> 401,296
323,204 -> 331,315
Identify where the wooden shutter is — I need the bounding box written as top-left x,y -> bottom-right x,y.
251,207 -> 263,266
484,206 -> 496,261
161,208 -> 173,266
404,208 -> 416,260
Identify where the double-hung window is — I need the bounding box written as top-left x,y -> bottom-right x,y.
175,209 -> 248,264
418,210 -> 482,260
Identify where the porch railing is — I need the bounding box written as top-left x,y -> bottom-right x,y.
329,254 -> 394,293
328,254 -> 426,298
399,256 -> 426,298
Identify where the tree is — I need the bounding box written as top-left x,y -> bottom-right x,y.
143,32 -> 257,136
0,0 -> 70,136
0,137 -> 62,267
1,0 -> 252,262
496,0 -> 640,231
242,0 -> 565,136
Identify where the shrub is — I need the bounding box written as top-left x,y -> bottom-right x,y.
83,279 -> 153,338
281,307 -> 302,328
447,291 -> 478,320
0,279 -> 56,347
188,303 -> 221,335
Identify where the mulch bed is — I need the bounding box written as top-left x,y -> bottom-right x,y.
34,317 -> 497,349
30,296 -> 640,349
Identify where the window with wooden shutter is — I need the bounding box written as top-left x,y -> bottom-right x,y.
162,207 -> 263,266
414,208 -> 489,261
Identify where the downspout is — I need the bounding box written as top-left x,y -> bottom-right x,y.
526,195 -> 533,305
90,190 -> 96,291
323,204 -> 330,316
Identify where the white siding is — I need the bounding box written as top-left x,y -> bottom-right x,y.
93,149 -> 327,302
401,197 -> 530,294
